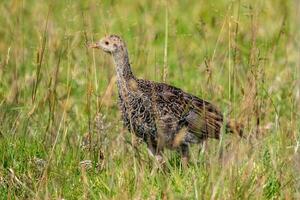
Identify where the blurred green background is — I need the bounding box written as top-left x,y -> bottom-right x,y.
0,0 -> 299,199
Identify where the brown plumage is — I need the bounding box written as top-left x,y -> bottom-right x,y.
90,35 -> 242,164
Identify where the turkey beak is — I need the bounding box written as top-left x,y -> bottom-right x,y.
89,42 -> 100,49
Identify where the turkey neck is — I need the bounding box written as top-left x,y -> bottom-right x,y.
112,49 -> 136,96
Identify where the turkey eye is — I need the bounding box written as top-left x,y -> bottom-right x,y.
105,41 -> 109,45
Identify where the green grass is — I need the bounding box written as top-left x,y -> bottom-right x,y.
0,0 -> 299,199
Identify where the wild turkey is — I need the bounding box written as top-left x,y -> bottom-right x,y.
90,35 -> 242,165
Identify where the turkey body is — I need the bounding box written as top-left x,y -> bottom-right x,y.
118,77 -> 224,153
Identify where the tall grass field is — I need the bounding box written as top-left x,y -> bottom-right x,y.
0,0 -> 299,199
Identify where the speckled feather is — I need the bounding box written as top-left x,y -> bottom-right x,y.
119,78 -> 224,149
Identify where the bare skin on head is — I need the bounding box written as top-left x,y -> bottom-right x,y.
90,35 -> 243,167
89,35 -> 126,54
